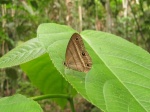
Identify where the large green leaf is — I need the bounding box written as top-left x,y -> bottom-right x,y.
36,24 -> 150,112
0,94 -> 42,112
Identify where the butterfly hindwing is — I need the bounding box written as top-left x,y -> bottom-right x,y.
64,33 -> 92,73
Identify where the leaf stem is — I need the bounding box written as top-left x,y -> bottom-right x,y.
31,94 -> 76,112
31,94 -> 69,101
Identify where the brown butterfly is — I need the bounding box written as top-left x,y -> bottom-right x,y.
64,33 -> 92,73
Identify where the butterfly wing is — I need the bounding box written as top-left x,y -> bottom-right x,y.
64,33 -> 92,73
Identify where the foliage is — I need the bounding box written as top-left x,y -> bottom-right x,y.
0,23 -> 150,112
0,0 -> 150,112
0,94 -> 42,112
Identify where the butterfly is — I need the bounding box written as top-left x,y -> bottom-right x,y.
64,33 -> 92,73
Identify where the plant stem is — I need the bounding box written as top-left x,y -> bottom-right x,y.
68,97 -> 75,112
31,94 -> 70,101
31,94 -> 76,112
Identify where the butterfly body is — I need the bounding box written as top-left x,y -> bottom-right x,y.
64,33 -> 92,73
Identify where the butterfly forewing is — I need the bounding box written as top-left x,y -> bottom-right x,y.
64,33 -> 92,73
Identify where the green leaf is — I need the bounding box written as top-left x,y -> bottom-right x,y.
37,24 -> 150,112
0,38 -> 46,68
0,94 -> 42,112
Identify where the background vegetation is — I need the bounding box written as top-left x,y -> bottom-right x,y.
0,0 -> 150,111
